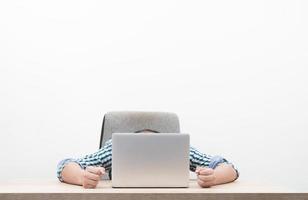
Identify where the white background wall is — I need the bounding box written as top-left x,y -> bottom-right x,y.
0,0 -> 307,191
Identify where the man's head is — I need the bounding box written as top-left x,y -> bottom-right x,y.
134,129 -> 159,134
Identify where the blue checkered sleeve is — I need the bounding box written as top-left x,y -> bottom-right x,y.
57,139 -> 239,181
56,139 -> 113,182
189,146 -> 239,179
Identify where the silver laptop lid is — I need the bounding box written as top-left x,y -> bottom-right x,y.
112,133 -> 190,187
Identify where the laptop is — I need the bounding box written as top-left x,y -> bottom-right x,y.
112,133 -> 190,187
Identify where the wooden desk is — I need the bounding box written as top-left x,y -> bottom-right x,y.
0,180 -> 306,200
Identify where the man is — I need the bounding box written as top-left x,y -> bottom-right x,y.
57,130 -> 239,188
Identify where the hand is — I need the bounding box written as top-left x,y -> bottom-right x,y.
82,166 -> 105,189
195,167 -> 216,188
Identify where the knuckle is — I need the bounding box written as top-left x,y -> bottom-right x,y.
86,166 -> 94,172
197,180 -> 204,186
199,175 -> 207,181
95,175 -> 101,180
198,179 -> 211,188
84,172 -> 90,179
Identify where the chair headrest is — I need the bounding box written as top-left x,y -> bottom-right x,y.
100,111 -> 180,148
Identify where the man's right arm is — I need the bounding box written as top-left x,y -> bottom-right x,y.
61,162 -> 105,188
57,139 -> 113,188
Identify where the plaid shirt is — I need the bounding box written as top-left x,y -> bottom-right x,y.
57,139 -> 239,181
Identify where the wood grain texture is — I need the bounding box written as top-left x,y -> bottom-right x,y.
1,193 -> 307,200
0,180 -> 306,200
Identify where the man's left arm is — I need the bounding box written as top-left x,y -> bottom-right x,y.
190,147 -> 239,187
196,163 -> 238,187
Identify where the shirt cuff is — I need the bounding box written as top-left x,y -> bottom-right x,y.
209,155 -> 240,180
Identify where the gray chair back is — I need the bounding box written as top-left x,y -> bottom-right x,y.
99,111 -> 180,148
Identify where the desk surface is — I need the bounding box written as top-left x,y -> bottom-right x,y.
0,179 -> 294,193
0,179 -> 306,200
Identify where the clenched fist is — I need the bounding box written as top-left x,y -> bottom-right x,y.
82,166 -> 105,189
196,167 -> 216,188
